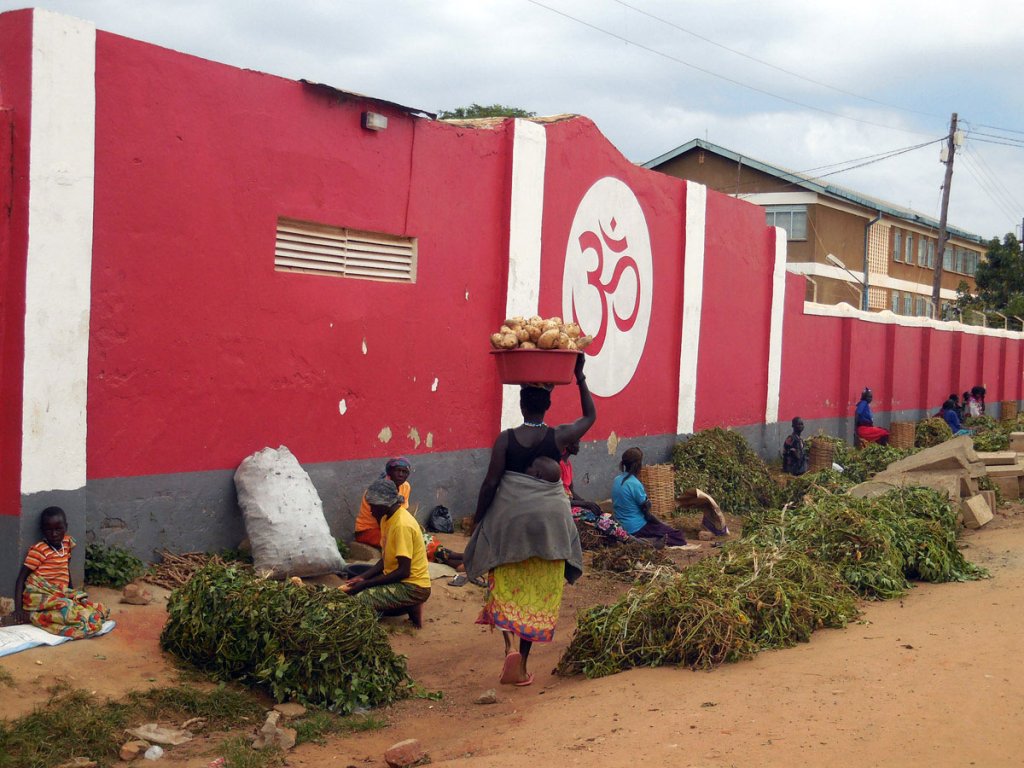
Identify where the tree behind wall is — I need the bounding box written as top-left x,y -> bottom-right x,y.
957,233 -> 1024,324
438,103 -> 536,119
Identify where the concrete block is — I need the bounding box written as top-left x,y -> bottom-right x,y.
992,475 -> 1020,500
960,494 -> 993,529
981,489 -> 997,513
985,463 -> 1024,479
884,435 -> 978,475
1009,432 -> 1024,452
976,451 -> 1018,466
868,470 -> 961,500
960,475 -> 979,498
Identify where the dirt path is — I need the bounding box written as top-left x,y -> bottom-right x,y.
3,510 -> 1023,767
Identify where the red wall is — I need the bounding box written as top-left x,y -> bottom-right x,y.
695,191 -> 775,429
0,10 -> 32,515
539,118 -> 685,439
88,33 -> 512,478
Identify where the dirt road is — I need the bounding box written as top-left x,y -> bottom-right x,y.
3,509 -> 1022,768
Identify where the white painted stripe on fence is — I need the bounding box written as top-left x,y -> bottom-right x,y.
21,11 -> 96,494
500,119 -> 547,430
765,227 -> 787,424
677,181 -> 707,434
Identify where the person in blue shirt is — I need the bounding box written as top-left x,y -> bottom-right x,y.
611,447 -> 687,547
941,398 -> 972,436
855,388 -> 889,445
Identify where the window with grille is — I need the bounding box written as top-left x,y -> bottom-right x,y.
765,206 -> 807,241
927,241 -> 936,268
903,294 -> 912,315
274,218 -> 417,283
917,237 -> 927,266
905,233 -> 914,263
893,230 -> 902,262
891,291 -> 901,313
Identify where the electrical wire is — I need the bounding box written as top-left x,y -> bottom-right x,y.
958,152 -> 1019,223
523,0 -> 933,137
609,0 -> 944,121
965,144 -> 1024,212
968,136 -> 1024,149
964,130 -> 1024,145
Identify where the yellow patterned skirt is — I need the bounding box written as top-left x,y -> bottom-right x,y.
475,557 -> 565,643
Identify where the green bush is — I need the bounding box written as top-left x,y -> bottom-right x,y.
84,544 -> 148,588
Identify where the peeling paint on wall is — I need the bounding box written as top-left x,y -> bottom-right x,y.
426,432 -> 434,448
378,426 -> 392,443
361,338 -> 367,355
408,427 -> 421,448
607,431 -> 619,455
338,399 -> 347,415
431,378 -> 438,392
465,290 -> 470,301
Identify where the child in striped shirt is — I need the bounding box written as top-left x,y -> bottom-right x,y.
12,506 -> 108,637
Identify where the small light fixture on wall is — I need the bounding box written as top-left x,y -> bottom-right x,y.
361,111 -> 388,131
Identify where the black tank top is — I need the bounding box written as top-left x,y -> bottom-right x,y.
504,427 -> 560,474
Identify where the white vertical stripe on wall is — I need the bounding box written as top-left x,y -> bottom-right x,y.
21,10 -> 96,494
765,226 -> 788,424
500,119 -> 547,431
677,181 -> 707,435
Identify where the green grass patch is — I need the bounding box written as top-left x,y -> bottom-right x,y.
0,684 -> 265,768
216,735 -> 284,768
0,666 -> 14,687
292,710 -> 387,745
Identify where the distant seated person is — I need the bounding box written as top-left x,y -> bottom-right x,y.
561,441 -> 633,544
941,398 -> 973,436
611,447 -> 687,547
855,388 -> 889,445
968,385 -> 986,417
782,417 -> 809,476
343,479 -> 430,627
354,457 -> 411,548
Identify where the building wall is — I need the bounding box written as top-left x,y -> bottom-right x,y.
2,11 -> 1022,598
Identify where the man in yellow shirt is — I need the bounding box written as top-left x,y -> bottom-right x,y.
344,478 -> 430,627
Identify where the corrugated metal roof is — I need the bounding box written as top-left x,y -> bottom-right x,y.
644,138 -> 984,244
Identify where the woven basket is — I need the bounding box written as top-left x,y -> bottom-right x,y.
1001,401 -> 1018,422
808,438 -> 834,473
890,421 -> 916,449
640,463 -> 676,518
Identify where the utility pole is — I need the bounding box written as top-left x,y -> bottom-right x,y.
931,112 -> 958,315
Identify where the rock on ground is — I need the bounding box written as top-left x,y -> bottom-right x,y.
385,738 -> 427,767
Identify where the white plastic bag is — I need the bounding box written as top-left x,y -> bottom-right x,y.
234,446 -> 345,578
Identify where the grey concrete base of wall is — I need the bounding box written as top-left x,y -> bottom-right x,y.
2,401 -> 1017,600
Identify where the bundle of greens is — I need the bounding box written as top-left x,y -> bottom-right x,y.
590,539 -> 674,581
161,563 -> 411,713
778,468 -> 854,508
558,542 -> 858,678
839,443 -> 917,484
915,417 -> 953,449
672,428 -> 778,514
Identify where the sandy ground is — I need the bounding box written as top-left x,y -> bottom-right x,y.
2,508 -> 1023,768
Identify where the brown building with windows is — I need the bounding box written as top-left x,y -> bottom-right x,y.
645,139 -> 985,318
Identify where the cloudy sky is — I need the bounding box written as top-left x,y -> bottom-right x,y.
4,0 -> 1023,239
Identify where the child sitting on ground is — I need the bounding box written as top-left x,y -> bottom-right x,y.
12,507 -> 109,638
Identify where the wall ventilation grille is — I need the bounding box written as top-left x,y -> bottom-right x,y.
275,218 -> 416,282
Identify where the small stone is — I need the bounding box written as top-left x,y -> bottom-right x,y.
120,740 -> 150,761
384,738 -> 426,768
474,690 -> 498,705
273,702 -> 307,717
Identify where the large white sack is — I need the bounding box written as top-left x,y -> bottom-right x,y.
234,445 -> 345,578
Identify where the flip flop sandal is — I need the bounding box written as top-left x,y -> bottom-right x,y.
515,673 -> 535,687
449,574 -> 468,587
469,576 -> 487,587
499,652 -> 522,684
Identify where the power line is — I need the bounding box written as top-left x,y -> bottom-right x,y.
968,136 -> 1024,149
959,152 -> 1018,223
609,0 -> 944,121
966,144 -> 1024,211
524,0 -> 932,137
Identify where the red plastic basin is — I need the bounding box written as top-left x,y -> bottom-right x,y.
490,349 -> 580,385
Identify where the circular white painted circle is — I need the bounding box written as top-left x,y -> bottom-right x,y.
562,177 -> 653,397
